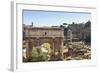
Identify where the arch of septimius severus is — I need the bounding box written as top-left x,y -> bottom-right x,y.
23,26 -> 64,60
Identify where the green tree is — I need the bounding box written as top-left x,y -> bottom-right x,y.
63,23 -> 68,25
31,47 -> 48,62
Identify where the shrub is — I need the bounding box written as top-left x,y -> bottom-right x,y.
31,47 -> 48,62
84,34 -> 91,44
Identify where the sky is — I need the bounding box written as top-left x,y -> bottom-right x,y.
23,10 -> 91,27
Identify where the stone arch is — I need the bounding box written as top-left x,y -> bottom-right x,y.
23,27 -> 64,61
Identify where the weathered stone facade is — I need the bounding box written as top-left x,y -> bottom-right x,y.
23,26 -> 64,59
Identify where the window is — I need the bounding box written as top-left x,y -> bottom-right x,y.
45,32 -> 47,35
